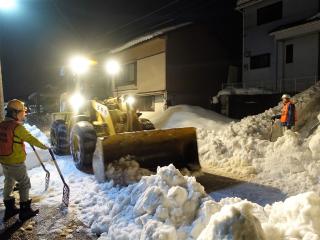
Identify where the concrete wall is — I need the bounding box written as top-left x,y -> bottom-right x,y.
242,0 -> 319,90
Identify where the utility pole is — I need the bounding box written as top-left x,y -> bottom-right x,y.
0,0 -> 17,120
0,61 -> 3,120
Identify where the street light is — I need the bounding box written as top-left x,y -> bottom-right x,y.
105,59 -> 121,97
0,0 -> 16,10
0,0 -> 17,120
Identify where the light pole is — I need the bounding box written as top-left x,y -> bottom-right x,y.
0,0 -> 17,120
105,59 -> 120,97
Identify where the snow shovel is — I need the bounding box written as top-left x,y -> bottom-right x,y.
48,148 -> 70,207
30,145 -> 50,191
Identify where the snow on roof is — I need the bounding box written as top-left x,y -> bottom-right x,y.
270,12 -> 320,34
236,0 -> 265,10
211,87 -> 274,103
110,22 -> 192,54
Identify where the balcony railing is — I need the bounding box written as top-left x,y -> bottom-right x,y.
280,75 -> 319,93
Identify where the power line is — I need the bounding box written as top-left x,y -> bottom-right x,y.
94,0 -> 181,43
50,0 -> 83,43
93,0 -> 215,53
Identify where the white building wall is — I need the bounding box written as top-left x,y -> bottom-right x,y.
280,33 -> 319,92
242,0 -> 319,91
137,53 -> 166,93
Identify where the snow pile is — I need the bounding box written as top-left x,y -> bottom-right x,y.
74,164 -> 320,239
77,164 -> 215,239
262,192 -> 320,239
150,105 -> 232,131
2,121 -> 320,239
197,81 -> 320,195
105,156 -> 153,185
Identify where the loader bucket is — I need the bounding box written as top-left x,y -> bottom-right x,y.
92,127 -> 200,182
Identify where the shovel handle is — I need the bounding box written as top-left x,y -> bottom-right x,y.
30,144 -> 50,191
48,149 -> 67,185
48,148 -> 70,207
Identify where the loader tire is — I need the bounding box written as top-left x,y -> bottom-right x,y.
139,118 -> 155,130
50,120 -> 70,155
70,121 -> 97,172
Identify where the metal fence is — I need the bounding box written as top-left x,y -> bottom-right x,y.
221,75 -> 319,93
280,75 -> 319,93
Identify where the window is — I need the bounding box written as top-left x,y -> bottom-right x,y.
257,2 -> 282,25
136,96 -> 155,111
116,62 -> 137,86
250,53 -> 270,69
285,44 -> 293,63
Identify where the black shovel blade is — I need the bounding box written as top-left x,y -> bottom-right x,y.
62,184 -> 70,207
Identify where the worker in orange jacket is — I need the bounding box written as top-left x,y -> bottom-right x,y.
271,94 -> 297,130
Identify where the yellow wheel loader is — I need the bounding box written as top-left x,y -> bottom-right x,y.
50,95 -> 200,181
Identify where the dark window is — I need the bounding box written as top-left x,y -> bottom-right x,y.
286,44 -> 293,63
250,53 -> 270,69
257,2 -> 282,25
116,62 -> 136,86
136,96 -> 155,111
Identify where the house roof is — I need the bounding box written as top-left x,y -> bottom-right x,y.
236,0 -> 265,10
110,22 -> 192,54
270,12 -> 320,34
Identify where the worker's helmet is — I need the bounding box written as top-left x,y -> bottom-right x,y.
6,99 -> 26,112
281,94 -> 291,99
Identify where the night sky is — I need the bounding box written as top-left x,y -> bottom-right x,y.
0,0 -> 241,101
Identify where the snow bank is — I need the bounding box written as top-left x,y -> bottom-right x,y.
149,105 -> 232,131
198,81 -> 320,195
73,164 -> 320,240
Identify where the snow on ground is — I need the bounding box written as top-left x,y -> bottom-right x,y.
1,82 -> 320,239
148,105 -> 232,131
196,81 -> 320,195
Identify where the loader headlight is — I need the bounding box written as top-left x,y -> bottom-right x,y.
69,93 -> 85,112
69,56 -> 94,75
125,96 -> 135,106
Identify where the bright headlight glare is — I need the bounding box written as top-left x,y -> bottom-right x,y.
69,56 -> 90,75
125,96 -> 135,106
105,59 -> 120,75
69,93 -> 85,111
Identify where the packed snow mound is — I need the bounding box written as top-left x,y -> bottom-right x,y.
197,81 -> 320,195
149,105 -> 232,131
263,192 -> 320,239
74,164 -> 320,240
198,202 -> 266,240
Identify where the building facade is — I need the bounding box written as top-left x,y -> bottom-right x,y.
106,23 -> 232,114
237,0 -> 320,93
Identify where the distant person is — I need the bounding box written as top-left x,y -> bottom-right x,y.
271,94 -> 297,131
0,99 -> 48,221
